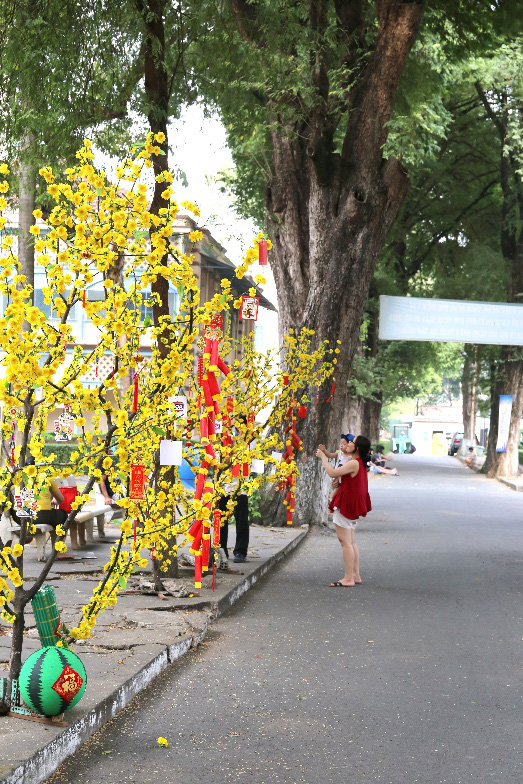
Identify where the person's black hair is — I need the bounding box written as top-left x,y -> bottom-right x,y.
376,445 -> 385,453
354,435 -> 371,465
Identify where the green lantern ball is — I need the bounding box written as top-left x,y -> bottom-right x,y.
19,646 -> 87,717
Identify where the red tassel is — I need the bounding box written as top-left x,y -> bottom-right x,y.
283,375 -> 289,386
212,563 -> 216,592
82,290 -> 87,307
132,373 -> 138,412
197,355 -> 204,386
325,379 -> 336,403
133,520 -> 137,544
258,239 -> 268,265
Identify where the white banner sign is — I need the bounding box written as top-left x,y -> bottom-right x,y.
495,395 -> 513,453
379,295 -> 523,346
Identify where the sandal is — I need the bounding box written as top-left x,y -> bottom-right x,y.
329,580 -> 353,588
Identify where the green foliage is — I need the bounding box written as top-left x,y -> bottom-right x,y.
248,487 -> 262,523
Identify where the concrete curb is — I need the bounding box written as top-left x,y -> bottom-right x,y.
456,454 -> 523,491
1,528 -> 307,784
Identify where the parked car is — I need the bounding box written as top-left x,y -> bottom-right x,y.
448,432 -> 463,456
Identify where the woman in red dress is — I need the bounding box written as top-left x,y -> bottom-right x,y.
316,435 -> 372,587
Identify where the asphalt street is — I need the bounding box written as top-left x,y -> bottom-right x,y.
46,456 -> 523,784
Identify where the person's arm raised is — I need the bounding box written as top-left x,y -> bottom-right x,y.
316,449 -> 359,478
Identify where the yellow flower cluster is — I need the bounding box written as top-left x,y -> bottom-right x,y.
0,139 -> 333,642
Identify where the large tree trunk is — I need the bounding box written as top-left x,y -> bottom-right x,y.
476,86 -> 523,478
461,345 -> 477,451
137,0 -> 179,577
363,397 -> 382,444
258,3 -> 424,525
484,351 -> 523,477
268,142 -> 414,524
18,137 -> 37,293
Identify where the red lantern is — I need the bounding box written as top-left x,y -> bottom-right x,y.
298,405 -> 307,418
258,239 -> 268,266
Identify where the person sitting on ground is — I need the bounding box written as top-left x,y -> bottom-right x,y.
370,445 -> 398,475
464,447 -> 477,468
318,434 -> 355,499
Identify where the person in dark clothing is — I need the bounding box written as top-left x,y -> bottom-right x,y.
219,492 -> 250,563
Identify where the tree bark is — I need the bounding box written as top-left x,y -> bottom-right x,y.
476,86 -> 523,478
461,345 -> 477,450
255,3 -> 425,524
18,136 -> 37,294
483,350 -> 523,477
137,0 -> 178,575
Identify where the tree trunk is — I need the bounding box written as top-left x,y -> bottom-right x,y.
461,345 -> 477,451
18,137 -> 37,293
137,0 -> 178,576
7,589 -> 27,696
476,88 -> 523,478
257,2 -> 424,524
363,397 -> 382,444
483,351 -> 523,477
267,142 -> 413,525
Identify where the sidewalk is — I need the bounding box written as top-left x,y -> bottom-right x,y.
0,522 -> 307,784
456,454 -> 523,491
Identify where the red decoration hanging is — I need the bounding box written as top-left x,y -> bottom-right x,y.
132,373 -> 139,412
212,509 -> 221,548
129,464 -> 146,500
197,355 -> 204,386
133,520 -> 137,544
82,290 -> 87,307
258,239 -> 268,266
325,379 -> 336,403
283,375 -> 289,386
298,405 -> 307,418
240,295 -> 259,321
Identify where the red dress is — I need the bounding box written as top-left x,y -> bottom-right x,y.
328,457 -> 372,520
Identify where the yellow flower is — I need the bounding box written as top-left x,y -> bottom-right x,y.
11,544 -> 23,557
157,737 -> 169,748
32,209 -> 43,219
55,541 -> 67,553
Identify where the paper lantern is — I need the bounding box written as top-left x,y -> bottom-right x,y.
258,239 -> 268,265
19,647 -> 87,717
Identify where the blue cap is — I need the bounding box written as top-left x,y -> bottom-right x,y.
341,433 -> 354,442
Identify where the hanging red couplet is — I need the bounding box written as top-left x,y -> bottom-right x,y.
212,510 -> 221,547
129,464 -> 146,500
240,296 -> 259,321
258,240 -> 268,266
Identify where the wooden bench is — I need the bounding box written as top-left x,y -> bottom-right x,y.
1,503 -> 113,561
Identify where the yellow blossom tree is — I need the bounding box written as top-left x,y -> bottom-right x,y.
0,138 -> 333,700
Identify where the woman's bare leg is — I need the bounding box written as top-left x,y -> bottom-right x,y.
351,528 -> 361,583
334,526 -> 355,585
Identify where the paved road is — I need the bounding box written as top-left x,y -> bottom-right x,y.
47,456 -> 523,784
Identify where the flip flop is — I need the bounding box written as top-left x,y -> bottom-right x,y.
329,580 -> 353,587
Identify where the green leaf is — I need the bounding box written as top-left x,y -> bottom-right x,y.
118,576 -> 127,589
